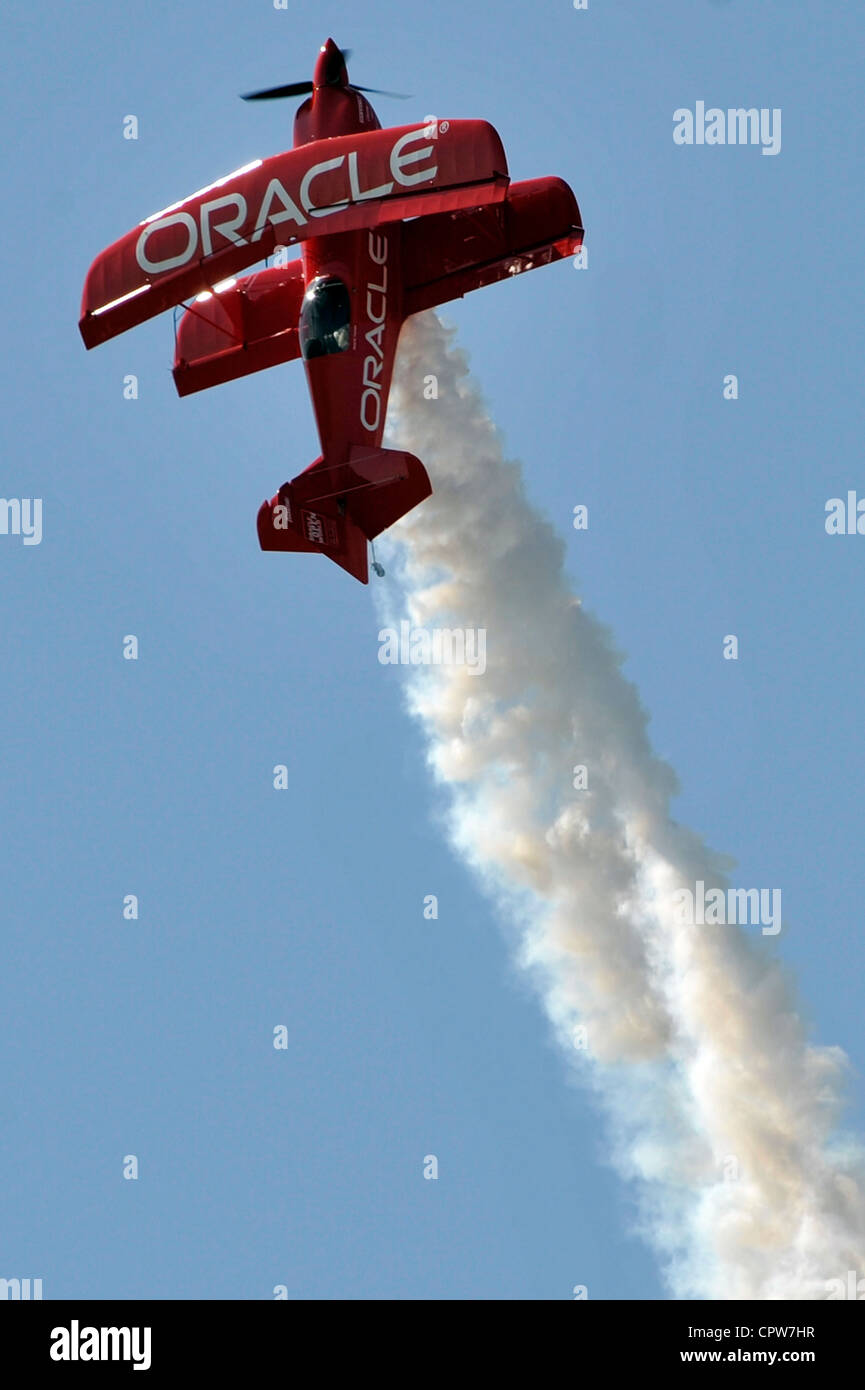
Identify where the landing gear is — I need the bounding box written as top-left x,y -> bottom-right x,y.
371,541 -> 385,578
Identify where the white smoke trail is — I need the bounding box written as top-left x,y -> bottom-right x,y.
379,310 -> 865,1299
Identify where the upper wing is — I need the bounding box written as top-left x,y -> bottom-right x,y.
400,177 -> 583,317
80,121 -> 508,348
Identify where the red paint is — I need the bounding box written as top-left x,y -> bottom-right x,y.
79,39 -> 584,583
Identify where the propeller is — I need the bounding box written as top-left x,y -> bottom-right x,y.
354,86 -> 411,100
241,44 -> 410,102
241,82 -> 315,101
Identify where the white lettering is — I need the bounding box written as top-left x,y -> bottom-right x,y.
360,389 -> 381,432
389,129 -> 438,186
360,231 -> 389,433
199,193 -> 248,255
136,212 -> 198,273
133,130 -> 442,284
300,156 -> 349,218
251,178 -> 307,242
347,150 -> 393,202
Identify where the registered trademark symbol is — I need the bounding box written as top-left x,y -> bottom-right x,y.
439,120 -> 449,133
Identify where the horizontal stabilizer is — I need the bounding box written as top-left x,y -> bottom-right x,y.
257,446 -> 432,583
257,491 -> 370,583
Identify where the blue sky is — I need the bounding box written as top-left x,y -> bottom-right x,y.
1,0 -> 863,1299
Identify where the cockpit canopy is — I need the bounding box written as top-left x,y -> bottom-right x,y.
299,276 -> 351,360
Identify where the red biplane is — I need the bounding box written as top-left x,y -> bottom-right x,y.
80,40 -> 584,583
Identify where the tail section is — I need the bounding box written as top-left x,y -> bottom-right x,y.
257,446 -> 432,584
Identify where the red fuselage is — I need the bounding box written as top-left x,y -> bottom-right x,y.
293,73 -> 401,469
